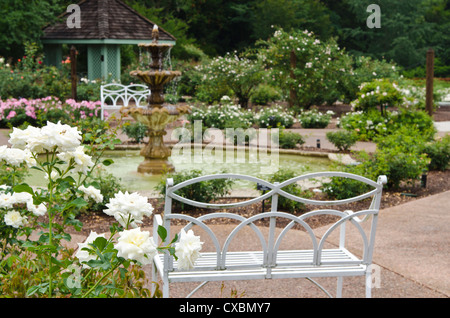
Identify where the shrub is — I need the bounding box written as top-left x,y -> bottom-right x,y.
350,79 -> 403,115
76,79 -> 102,101
339,108 -> 435,142
0,47 -> 71,100
298,109 -> 333,128
422,135 -> 450,171
85,169 -> 126,213
250,84 -> 281,105
326,130 -> 358,151
259,28 -> 354,108
193,51 -> 265,108
260,169 -> 312,212
391,109 -> 436,141
324,127 -> 433,196
122,121 -> 148,143
275,129 -> 305,149
188,102 -> 254,130
255,104 -> 295,128
0,97 -> 104,129
155,169 -> 235,211
322,172 -> 372,201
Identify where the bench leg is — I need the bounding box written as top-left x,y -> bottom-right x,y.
163,276 -> 169,298
151,263 -> 157,295
336,277 -> 343,298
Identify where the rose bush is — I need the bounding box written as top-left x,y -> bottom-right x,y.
0,121 -> 203,297
0,96 -> 104,129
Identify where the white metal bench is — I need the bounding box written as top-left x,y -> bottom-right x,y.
100,83 -> 150,119
152,171 -> 387,298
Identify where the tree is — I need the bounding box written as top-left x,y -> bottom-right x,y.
0,0 -> 69,60
322,0 -> 440,71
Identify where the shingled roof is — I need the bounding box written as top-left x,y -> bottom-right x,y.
42,0 -> 175,42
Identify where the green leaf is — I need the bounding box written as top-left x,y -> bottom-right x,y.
102,158 -> 114,166
170,233 -> 179,244
12,183 -> 34,195
64,197 -> 88,210
92,237 -> 107,251
157,225 -> 167,241
86,259 -> 111,270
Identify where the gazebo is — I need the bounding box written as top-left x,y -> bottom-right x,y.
41,0 -> 176,81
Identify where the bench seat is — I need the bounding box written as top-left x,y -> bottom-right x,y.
155,248 -> 366,283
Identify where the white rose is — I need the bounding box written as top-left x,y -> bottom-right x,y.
75,231 -> 106,268
0,147 -> 36,167
26,201 -> 47,216
174,229 -> 203,270
12,192 -> 32,204
103,191 -> 153,228
57,146 -> 94,175
4,210 -> 27,228
9,126 -> 47,153
41,121 -> 82,152
78,185 -> 103,203
0,192 -> 15,209
114,228 -> 157,265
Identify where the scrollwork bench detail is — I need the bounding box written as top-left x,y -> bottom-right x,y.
152,171 -> 387,298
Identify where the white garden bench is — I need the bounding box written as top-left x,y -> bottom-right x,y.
152,171 -> 387,298
100,83 -> 150,119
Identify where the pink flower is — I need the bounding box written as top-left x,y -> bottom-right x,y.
6,111 -> 16,120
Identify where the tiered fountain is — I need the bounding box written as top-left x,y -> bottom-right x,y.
126,25 -> 190,174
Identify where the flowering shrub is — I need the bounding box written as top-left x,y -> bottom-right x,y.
350,79 -> 403,115
0,122 -> 203,297
298,109 -> 334,128
0,44 -> 71,100
259,28 -> 354,109
188,100 -> 254,129
339,108 -> 436,142
193,51 -> 265,107
338,109 -> 392,141
255,104 -> 295,128
0,96 -> 104,128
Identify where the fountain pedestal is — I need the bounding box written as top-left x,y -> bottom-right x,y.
126,25 -> 190,174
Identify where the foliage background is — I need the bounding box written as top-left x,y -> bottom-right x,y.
0,0 -> 449,77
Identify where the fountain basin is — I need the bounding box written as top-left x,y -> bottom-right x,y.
24,149 -> 334,193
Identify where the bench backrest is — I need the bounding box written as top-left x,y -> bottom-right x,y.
160,171 -> 387,271
100,83 -> 150,119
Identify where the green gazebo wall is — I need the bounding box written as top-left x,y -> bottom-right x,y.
42,39 -> 175,82
87,44 -> 120,81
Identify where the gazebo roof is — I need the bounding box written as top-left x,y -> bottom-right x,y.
42,0 -> 176,44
